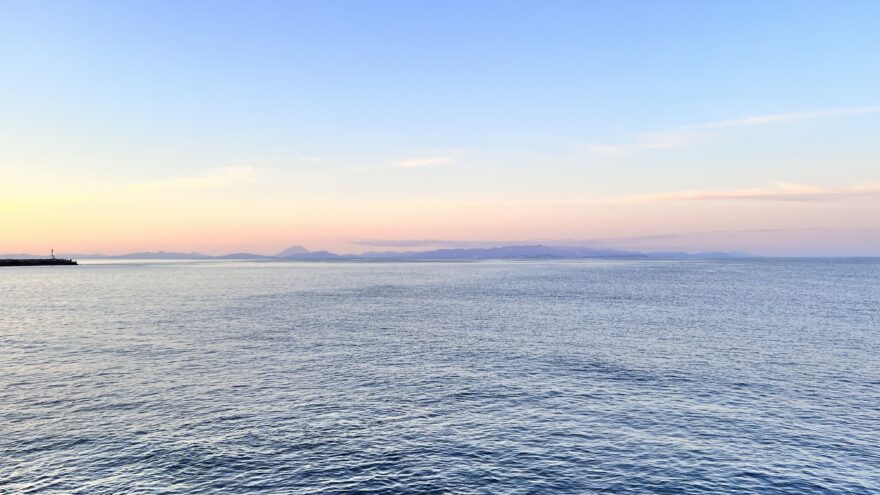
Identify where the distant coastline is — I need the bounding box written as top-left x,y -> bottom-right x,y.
1,245 -> 749,262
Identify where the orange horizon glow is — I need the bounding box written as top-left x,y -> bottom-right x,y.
4,177 -> 879,256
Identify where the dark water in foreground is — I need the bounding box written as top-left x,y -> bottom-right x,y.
1,259 -> 878,494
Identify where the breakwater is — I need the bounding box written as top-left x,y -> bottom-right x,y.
0,259 -> 78,267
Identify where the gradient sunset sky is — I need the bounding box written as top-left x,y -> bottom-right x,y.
3,1 -> 879,256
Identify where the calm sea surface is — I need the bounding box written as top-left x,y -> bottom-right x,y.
1,259 -> 878,494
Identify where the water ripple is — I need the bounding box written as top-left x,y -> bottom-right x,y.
1,259 -> 879,493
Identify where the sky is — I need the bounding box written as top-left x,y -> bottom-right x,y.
2,0 -> 879,256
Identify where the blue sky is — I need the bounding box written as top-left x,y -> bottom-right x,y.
2,1 -> 879,255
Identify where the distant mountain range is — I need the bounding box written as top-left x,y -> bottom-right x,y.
4,245 -> 750,260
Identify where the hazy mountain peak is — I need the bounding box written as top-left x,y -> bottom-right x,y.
276,245 -> 311,257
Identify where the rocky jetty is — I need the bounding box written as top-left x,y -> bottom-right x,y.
0,258 -> 78,267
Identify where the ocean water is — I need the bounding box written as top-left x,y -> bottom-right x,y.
1,259 -> 878,494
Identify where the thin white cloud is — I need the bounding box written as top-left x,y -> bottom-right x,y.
582,131 -> 695,156
353,239 -> 510,248
296,156 -> 322,163
131,166 -> 260,191
584,105 -> 880,156
629,182 -> 880,202
700,106 -> 880,129
397,156 -> 455,168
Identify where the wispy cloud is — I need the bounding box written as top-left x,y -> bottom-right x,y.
584,105 -> 880,156
131,166 -> 260,191
582,132 -> 695,156
353,239 -> 508,248
397,156 -> 455,168
573,228 -> 880,256
582,228 -> 852,245
355,239 -> 461,247
698,106 -> 880,129
295,156 -> 322,163
629,182 -> 880,202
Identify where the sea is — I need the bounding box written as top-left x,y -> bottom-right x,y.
1,259 -> 878,494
